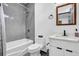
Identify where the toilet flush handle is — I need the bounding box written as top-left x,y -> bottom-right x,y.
38,35 -> 43,38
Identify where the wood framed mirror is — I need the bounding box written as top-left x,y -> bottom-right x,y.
56,3 -> 76,25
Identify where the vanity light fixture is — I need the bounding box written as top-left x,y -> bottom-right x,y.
48,14 -> 53,20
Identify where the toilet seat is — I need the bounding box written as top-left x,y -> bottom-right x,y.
28,43 -> 43,53
28,43 -> 40,50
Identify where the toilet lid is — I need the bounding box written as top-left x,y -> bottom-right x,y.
28,44 -> 41,50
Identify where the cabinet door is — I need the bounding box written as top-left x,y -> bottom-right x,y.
64,49 -> 79,56
49,46 -> 64,56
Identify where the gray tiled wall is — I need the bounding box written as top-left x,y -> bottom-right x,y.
3,3 -> 35,42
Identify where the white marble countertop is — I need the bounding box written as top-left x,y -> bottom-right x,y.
49,35 -> 79,42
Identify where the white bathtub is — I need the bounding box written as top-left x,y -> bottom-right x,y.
6,38 -> 33,56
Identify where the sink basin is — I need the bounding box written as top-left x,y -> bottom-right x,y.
49,34 -> 79,42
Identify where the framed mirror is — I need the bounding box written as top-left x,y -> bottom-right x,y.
56,3 -> 76,25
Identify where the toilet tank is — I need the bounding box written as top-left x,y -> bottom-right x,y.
35,35 -> 47,52
35,35 -> 46,45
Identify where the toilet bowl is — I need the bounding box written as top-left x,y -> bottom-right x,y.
28,43 -> 44,56
28,35 -> 46,56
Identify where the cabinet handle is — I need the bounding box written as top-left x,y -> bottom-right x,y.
66,49 -> 73,53
47,43 -> 50,45
56,47 -> 62,50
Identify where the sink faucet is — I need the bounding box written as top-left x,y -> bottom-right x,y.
63,30 -> 67,36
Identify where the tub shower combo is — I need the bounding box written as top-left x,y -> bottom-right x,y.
0,3 -> 35,56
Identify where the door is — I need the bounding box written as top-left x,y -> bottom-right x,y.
3,3 -> 27,42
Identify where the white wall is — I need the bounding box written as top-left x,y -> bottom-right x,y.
35,3 -> 56,44
35,3 -> 79,44
55,4 -> 79,36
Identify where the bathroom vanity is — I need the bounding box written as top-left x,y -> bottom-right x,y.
49,35 -> 79,56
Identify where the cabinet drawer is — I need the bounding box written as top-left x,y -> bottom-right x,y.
50,39 -> 63,48
64,49 -> 79,56
49,46 -> 64,56
60,41 -> 79,52
50,39 -> 79,53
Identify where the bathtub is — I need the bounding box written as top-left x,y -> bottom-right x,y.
6,38 -> 33,56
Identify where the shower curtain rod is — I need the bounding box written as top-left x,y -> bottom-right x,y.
2,3 -> 29,10
17,3 -> 29,10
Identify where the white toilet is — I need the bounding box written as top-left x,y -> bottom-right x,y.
28,43 -> 43,56
28,35 -> 46,56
